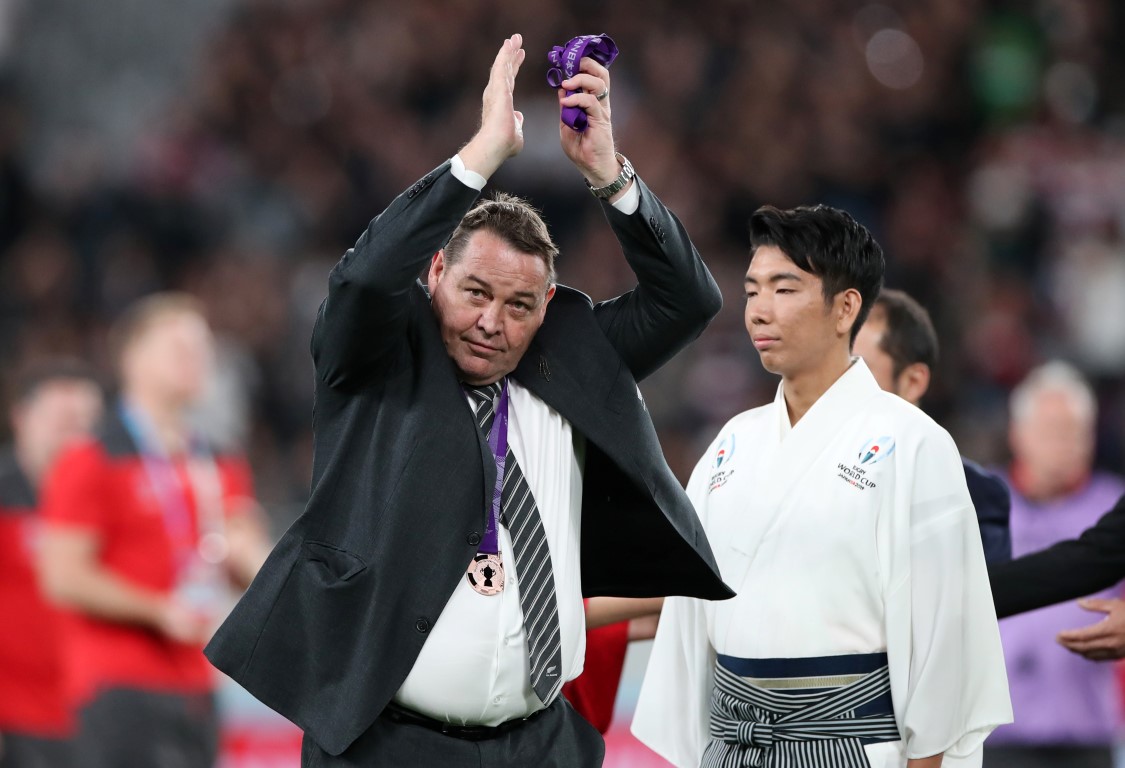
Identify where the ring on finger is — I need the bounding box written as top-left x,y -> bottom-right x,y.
596,87 -> 609,101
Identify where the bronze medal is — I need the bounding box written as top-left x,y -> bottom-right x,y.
467,553 -> 505,596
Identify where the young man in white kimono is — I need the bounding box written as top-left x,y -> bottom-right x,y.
632,205 -> 1011,768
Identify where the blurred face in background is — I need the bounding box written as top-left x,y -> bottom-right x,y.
122,310 -> 215,407
853,315 -> 897,392
12,378 -> 103,483
1009,388 -> 1095,500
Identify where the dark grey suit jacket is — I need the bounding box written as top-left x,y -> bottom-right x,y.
206,161 -> 733,756
991,493 -> 1125,618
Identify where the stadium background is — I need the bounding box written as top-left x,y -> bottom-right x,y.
2,0 -> 1124,764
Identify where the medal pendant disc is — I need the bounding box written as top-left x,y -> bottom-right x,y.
466,553 -> 505,596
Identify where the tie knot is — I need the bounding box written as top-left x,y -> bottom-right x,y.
465,381 -> 502,409
464,381 -> 503,432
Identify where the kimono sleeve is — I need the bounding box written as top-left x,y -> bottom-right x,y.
885,428 -> 1012,764
632,451 -> 717,767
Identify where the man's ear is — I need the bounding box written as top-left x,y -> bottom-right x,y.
895,362 -> 931,405
837,288 -> 863,339
427,250 -> 446,294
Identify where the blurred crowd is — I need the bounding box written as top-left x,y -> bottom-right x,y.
1,0 -> 1125,515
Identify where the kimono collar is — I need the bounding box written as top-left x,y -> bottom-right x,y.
775,357 -> 882,440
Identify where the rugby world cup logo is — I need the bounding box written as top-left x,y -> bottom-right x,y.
715,434 -> 735,469
858,436 -> 896,466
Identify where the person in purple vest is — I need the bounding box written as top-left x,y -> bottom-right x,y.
985,361 -> 1125,768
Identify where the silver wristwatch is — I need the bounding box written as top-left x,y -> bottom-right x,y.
586,153 -> 635,199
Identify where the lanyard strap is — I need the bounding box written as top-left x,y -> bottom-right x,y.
117,402 -> 226,572
479,380 -> 509,555
545,34 -> 619,131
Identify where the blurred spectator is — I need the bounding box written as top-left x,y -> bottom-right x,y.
985,361 -> 1125,768
0,359 -> 102,768
37,294 -> 268,768
563,597 -> 663,734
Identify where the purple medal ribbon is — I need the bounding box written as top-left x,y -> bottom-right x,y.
546,34 -> 619,132
480,380 -> 509,556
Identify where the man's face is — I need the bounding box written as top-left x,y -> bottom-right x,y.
126,312 -> 215,405
744,245 -> 841,380
1010,389 -> 1095,495
13,379 -> 103,474
854,315 -> 899,393
428,229 -> 555,386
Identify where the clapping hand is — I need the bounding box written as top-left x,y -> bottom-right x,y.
460,34 -> 526,179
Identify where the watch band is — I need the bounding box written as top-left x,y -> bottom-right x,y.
586,153 -> 635,199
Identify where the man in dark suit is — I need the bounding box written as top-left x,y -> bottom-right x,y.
853,288 -> 1012,562
990,494 -> 1125,659
206,34 -> 731,767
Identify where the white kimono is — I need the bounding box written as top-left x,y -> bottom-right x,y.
633,360 -> 1011,767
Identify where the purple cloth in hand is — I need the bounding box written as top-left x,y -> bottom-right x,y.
546,34 -> 618,132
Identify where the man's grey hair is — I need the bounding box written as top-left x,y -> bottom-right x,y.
1010,360 -> 1096,425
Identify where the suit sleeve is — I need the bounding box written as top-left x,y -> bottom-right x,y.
990,493 -> 1125,618
963,460 -> 1012,564
312,161 -> 482,389
592,176 -> 722,382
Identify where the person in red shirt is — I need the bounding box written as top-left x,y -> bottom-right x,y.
0,360 -> 103,768
563,597 -> 663,733
39,293 -> 269,768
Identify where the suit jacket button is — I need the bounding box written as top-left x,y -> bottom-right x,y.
415,617 -> 431,633
467,532 -> 481,546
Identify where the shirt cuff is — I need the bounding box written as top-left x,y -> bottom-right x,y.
450,154 -> 488,191
609,181 -> 640,215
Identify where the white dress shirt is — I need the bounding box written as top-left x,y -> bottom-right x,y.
394,381 -> 587,725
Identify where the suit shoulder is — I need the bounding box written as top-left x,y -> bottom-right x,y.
550,284 -> 594,309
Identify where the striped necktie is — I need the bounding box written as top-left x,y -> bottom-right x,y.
465,381 -> 564,704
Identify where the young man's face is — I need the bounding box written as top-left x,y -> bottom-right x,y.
743,245 -> 845,380
428,229 -> 555,386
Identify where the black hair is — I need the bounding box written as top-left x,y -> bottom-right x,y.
13,358 -> 102,404
871,288 -> 939,379
749,204 -> 885,345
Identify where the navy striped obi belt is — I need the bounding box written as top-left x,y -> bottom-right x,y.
703,652 -> 900,768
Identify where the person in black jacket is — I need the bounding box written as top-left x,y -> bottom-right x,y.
990,494 -> 1125,660
205,34 -> 731,768
853,288 -> 1012,563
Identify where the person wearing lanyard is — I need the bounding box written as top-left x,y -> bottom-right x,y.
39,293 -> 269,768
205,34 -> 731,768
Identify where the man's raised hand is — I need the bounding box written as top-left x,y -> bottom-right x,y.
460,34 -> 526,180
557,57 -> 622,192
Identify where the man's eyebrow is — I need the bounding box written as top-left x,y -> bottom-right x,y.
463,274 -> 541,302
744,272 -> 803,286
462,274 -> 493,292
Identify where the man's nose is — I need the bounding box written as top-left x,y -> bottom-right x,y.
477,303 -> 504,335
747,297 -> 771,324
